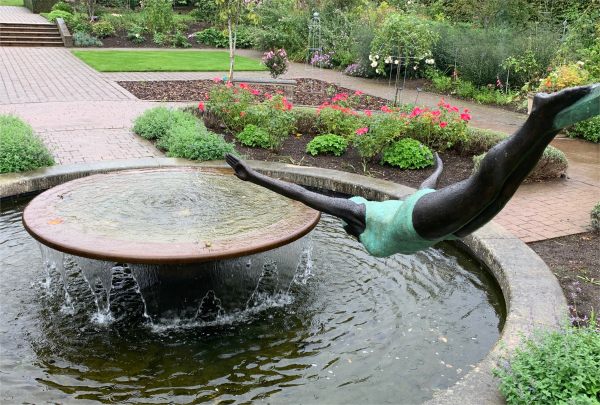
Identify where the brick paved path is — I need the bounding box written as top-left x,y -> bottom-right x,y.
0,6 -> 48,24
1,43 -> 597,242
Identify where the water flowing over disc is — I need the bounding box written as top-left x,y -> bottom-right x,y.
23,167 -> 320,264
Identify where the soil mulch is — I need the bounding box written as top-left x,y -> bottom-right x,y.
529,232 -> 600,326
118,78 -> 391,109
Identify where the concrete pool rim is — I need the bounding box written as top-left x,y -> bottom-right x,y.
0,158 -> 568,404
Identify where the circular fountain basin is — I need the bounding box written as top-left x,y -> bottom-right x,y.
22,167 -> 320,264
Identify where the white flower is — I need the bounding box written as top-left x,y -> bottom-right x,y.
375,54 -> 380,60
413,65 -> 418,70
425,58 -> 435,65
368,54 -> 374,62
385,56 -> 392,64
371,61 -> 378,68
394,60 -> 399,65
576,61 -> 585,67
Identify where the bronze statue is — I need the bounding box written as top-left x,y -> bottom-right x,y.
226,84 -> 599,256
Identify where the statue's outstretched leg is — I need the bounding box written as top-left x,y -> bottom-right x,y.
413,85 -> 594,240
225,154 -> 366,237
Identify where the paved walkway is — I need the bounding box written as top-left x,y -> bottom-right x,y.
0,5 -> 48,24
1,40 -> 598,242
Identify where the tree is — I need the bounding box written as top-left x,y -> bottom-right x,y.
216,0 -> 260,81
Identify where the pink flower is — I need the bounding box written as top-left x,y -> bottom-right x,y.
354,90 -> 364,96
381,105 -> 392,113
439,121 -> 448,128
355,127 -> 369,135
251,89 -> 261,96
431,110 -> 441,117
198,101 -> 205,112
460,113 -> 471,121
450,106 -> 459,112
225,82 -> 233,88
239,83 -> 250,89
212,77 -> 223,83
364,109 -> 372,117
410,107 -> 423,117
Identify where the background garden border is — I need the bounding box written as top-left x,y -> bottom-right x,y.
0,158 -> 568,404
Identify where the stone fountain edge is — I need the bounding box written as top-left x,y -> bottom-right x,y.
0,158 -> 568,405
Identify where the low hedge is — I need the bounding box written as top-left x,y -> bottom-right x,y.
466,127 -> 568,181
24,0 -> 56,13
0,115 -> 54,173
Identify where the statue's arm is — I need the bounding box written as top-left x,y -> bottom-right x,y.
225,154 -> 366,237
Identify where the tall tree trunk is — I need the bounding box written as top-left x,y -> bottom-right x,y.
228,16 -> 235,82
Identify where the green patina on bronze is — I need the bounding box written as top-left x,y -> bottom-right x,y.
553,85 -> 600,130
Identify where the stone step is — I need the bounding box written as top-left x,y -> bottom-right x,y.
0,30 -> 61,37
0,23 -> 56,29
0,39 -> 64,46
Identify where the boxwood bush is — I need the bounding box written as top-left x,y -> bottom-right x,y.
381,138 -> 434,169
0,115 -> 54,173
306,134 -> 349,156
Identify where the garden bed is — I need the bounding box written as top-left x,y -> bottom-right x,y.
529,232 -> 600,326
118,78 -> 391,109
99,22 -> 210,49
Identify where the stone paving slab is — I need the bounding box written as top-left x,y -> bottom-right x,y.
0,48 -> 135,104
0,6 -> 49,24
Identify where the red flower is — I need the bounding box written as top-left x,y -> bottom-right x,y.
410,107 -> 423,117
251,89 -> 261,96
431,110 -> 441,117
240,111 -> 246,117
198,101 -> 205,112
381,105 -> 392,113
239,83 -> 250,89
439,121 -> 448,128
364,109 -> 372,117
212,77 -> 223,83
264,93 -> 272,100
354,90 -> 364,96
225,82 -> 233,88
460,113 -> 471,121
450,106 -> 459,112
355,127 -> 369,135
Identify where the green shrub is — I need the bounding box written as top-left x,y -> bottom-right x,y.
432,22 -> 560,88
143,0 -> 175,34
171,30 -> 191,48
236,124 -> 271,148
353,114 -> 407,159
243,96 -> 296,149
73,31 -> 103,47
292,108 -> 318,135
459,127 -> 508,155
51,1 -> 72,13
473,145 -> 568,181
206,83 -> 255,132
165,125 -> 236,161
195,27 -> 228,48
426,68 -> 453,92
190,0 -> 219,24
381,138 -> 434,169
92,20 -> 116,38
153,31 -> 167,46
45,10 -> 73,25
133,107 -> 196,141
317,107 -> 363,138
254,0 -> 308,59
592,203 -> 600,233
0,115 -> 54,174
494,320 -> 600,404
70,12 -> 92,33
127,24 -> 146,44
370,13 -> 438,76
306,134 -> 349,156
568,116 -> 600,143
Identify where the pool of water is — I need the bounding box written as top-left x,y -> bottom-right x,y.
1,195 -> 505,404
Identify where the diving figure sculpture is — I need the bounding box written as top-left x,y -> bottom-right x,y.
226,84 -> 600,257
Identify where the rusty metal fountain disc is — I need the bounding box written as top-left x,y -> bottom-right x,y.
23,167 -> 320,264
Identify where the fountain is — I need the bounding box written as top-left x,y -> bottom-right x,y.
0,162 -> 508,403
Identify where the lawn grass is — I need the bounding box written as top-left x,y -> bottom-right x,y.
72,50 -> 267,72
0,0 -> 24,6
